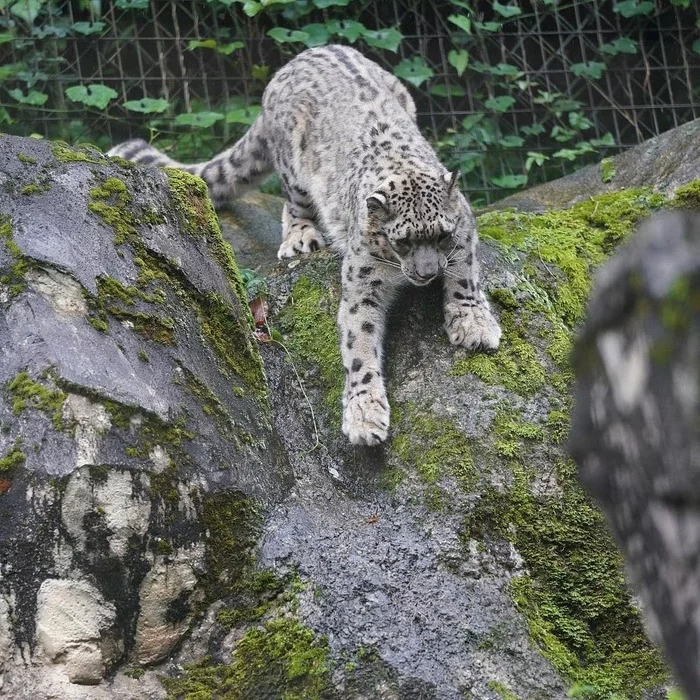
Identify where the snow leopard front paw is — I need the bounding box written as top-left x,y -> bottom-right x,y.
277,223 -> 326,259
444,303 -> 501,351
342,388 -> 390,446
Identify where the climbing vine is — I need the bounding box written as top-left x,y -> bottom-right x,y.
0,0 -> 697,203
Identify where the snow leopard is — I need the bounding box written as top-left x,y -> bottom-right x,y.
108,44 -> 501,446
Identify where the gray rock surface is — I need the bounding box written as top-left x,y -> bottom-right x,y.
570,212 -> 700,699
489,117 -> 700,213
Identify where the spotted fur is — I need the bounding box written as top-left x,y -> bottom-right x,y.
109,45 -> 501,445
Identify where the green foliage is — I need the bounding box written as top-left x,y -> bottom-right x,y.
0,1 -> 690,203
162,618 -> 331,699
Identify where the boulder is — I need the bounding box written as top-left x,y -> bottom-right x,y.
0,135 -> 290,698
1,128 -> 698,698
570,212 -> 700,699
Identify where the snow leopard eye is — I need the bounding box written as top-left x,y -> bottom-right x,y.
391,237 -> 411,254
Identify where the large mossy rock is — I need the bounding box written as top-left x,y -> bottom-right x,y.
0,135 -> 291,697
570,212 -> 700,699
1,128 -> 698,699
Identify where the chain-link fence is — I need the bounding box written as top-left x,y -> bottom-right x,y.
1,0 -> 698,205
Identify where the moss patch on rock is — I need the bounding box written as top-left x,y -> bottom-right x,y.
0,438 -> 25,473
670,179 -> 700,210
7,371 -> 67,429
162,618 -> 330,700
85,170 -> 265,395
276,275 -> 343,423
0,215 -> 30,297
392,404 -> 477,500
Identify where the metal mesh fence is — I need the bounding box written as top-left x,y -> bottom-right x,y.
1,0 -> 698,205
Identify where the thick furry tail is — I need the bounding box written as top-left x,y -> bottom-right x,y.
107,116 -> 272,208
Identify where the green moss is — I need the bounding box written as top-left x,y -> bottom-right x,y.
137,349 -> 150,362
51,140 -> 104,165
0,215 -> 30,297
460,188 -> 666,395
487,680 -> 519,700
162,619 -> 330,700
17,152 -> 37,165
7,371 -> 67,429
164,169 -> 265,390
392,404 -> 477,492
467,456 -> 666,695
492,407 -> 544,458
489,287 -> 519,309
0,438 -> 25,473
600,158 -> 615,184
88,177 -> 136,245
201,490 -> 262,599
670,179 -> 700,210
20,183 -> 43,196
276,276 -> 343,422
85,172 -> 266,397
451,309 -> 546,395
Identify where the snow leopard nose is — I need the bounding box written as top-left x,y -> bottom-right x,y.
414,247 -> 440,280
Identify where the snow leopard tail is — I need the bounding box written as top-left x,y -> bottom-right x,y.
107,116 -> 272,208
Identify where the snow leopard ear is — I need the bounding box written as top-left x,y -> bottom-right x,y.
367,193 -> 390,218
444,170 -> 460,194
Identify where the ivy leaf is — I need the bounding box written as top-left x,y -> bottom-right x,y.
393,57 -> 434,87
9,0 -> 45,23
613,0 -> 655,17
242,0 -> 261,15
525,151 -> 548,170
521,123 -> 545,136
568,112 -> 593,130
226,105 -> 261,125
123,98 -> 170,114
300,23 -> 330,47
448,49 -> 469,76
448,14 -> 471,33
0,107 -> 12,124
430,84 -> 466,97
692,39 -> 700,56
251,65 -> 269,81
0,32 -> 14,44
599,37 -> 638,55
188,39 -> 218,50
484,95 -> 516,112
7,88 -> 48,105
589,133 -> 615,147
361,27 -> 403,52
491,174 -> 527,188
65,84 -> 118,109
72,21 -> 105,35
498,135 -> 524,148
552,149 -> 580,161
492,1 -> 521,17
313,0 -> 350,7
670,0 -> 689,5
474,21 -> 501,32
325,20 -> 365,43
267,28 -> 310,44
114,0 -> 149,8
217,42 -> 245,55
570,62 -> 606,79
174,112 -> 224,129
